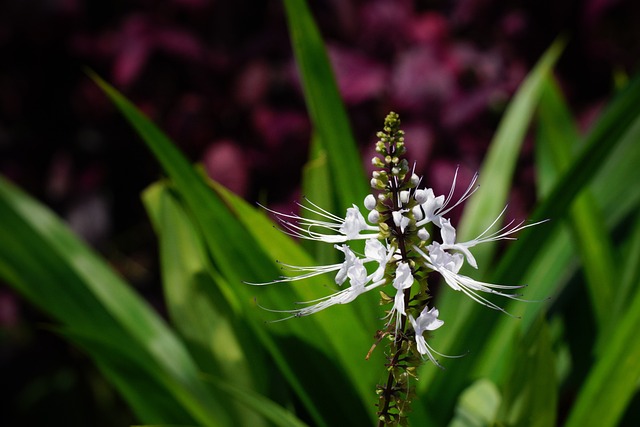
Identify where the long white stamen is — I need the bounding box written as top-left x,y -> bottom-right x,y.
298,197 -> 345,222
437,171 -> 479,217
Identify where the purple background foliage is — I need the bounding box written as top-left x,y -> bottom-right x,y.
1,0 -> 638,425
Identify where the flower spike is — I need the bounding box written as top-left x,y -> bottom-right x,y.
249,112 -> 546,426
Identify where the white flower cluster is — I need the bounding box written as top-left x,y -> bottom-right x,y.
254,171 -> 541,365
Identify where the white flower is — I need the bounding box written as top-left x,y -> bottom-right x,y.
260,198 -> 378,243
340,205 -> 371,238
392,262 -> 414,316
392,209 -> 410,234
253,167 -> 544,327
334,244 -> 359,285
250,238 -> 392,320
414,243 -> 526,315
260,258 -> 387,321
252,241 -> 390,286
344,258 -> 368,296
414,188 -> 444,226
365,239 -> 393,282
409,306 -> 444,367
436,206 -> 548,269
438,218 -> 479,268
386,262 -> 414,333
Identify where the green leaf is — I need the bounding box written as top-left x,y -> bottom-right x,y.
203,377 -> 310,427
447,379 -> 501,427
301,134 -> 338,266
611,210 -> 640,326
416,39 -> 565,424
496,314 -> 557,427
456,37 -> 566,263
494,73 -> 640,288
90,71 -> 264,290
462,73 -> 640,423
469,92 -> 640,388
536,77 -> 616,330
471,74 -> 640,377
282,0 -> 368,211
132,425 -> 198,427
92,74 -> 375,425
0,176 -> 231,427
419,55 -> 640,426
564,267 -> 640,427
428,37 -> 565,358
142,179 -> 345,427
65,330 -> 196,425
143,182 -> 267,427
471,228 -> 573,380
209,180 -> 384,397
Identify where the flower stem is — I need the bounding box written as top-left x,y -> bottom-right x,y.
376,172 -> 415,426
377,344 -> 403,426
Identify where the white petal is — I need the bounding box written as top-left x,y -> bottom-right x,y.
440,218 -> 457,245
393,262 -> 414,290
393,287 -> 406,316
392,210 -> 403,228
392,210 -> 410,233
339,206 -> 369,238
416,189 -> 445,227
364,239 -> 386,262
418,307 -> 444,331
334,244 -> 357,285
409,313 -> 444,367
347,260 -> 368,289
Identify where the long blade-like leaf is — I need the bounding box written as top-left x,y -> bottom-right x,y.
415,40 -> 564,425
417,59 -> 640,425
495,315 -> 557,427
457,75 -> 640,416
472,96 -> 640,383
536,77 -> 616,330
92,74 -> 377,424
564,271 -> 640,427
456,37 -> 565,263
494,73 -> 640,287
282,0 -> 368,211
0,176 -> 230,427
209,180 -> 385,394
143,183 -> 267,427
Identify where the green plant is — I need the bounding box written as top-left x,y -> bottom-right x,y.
2,1 -> 640,426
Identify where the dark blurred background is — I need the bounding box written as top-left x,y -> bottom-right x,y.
1,0 -> 638,425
